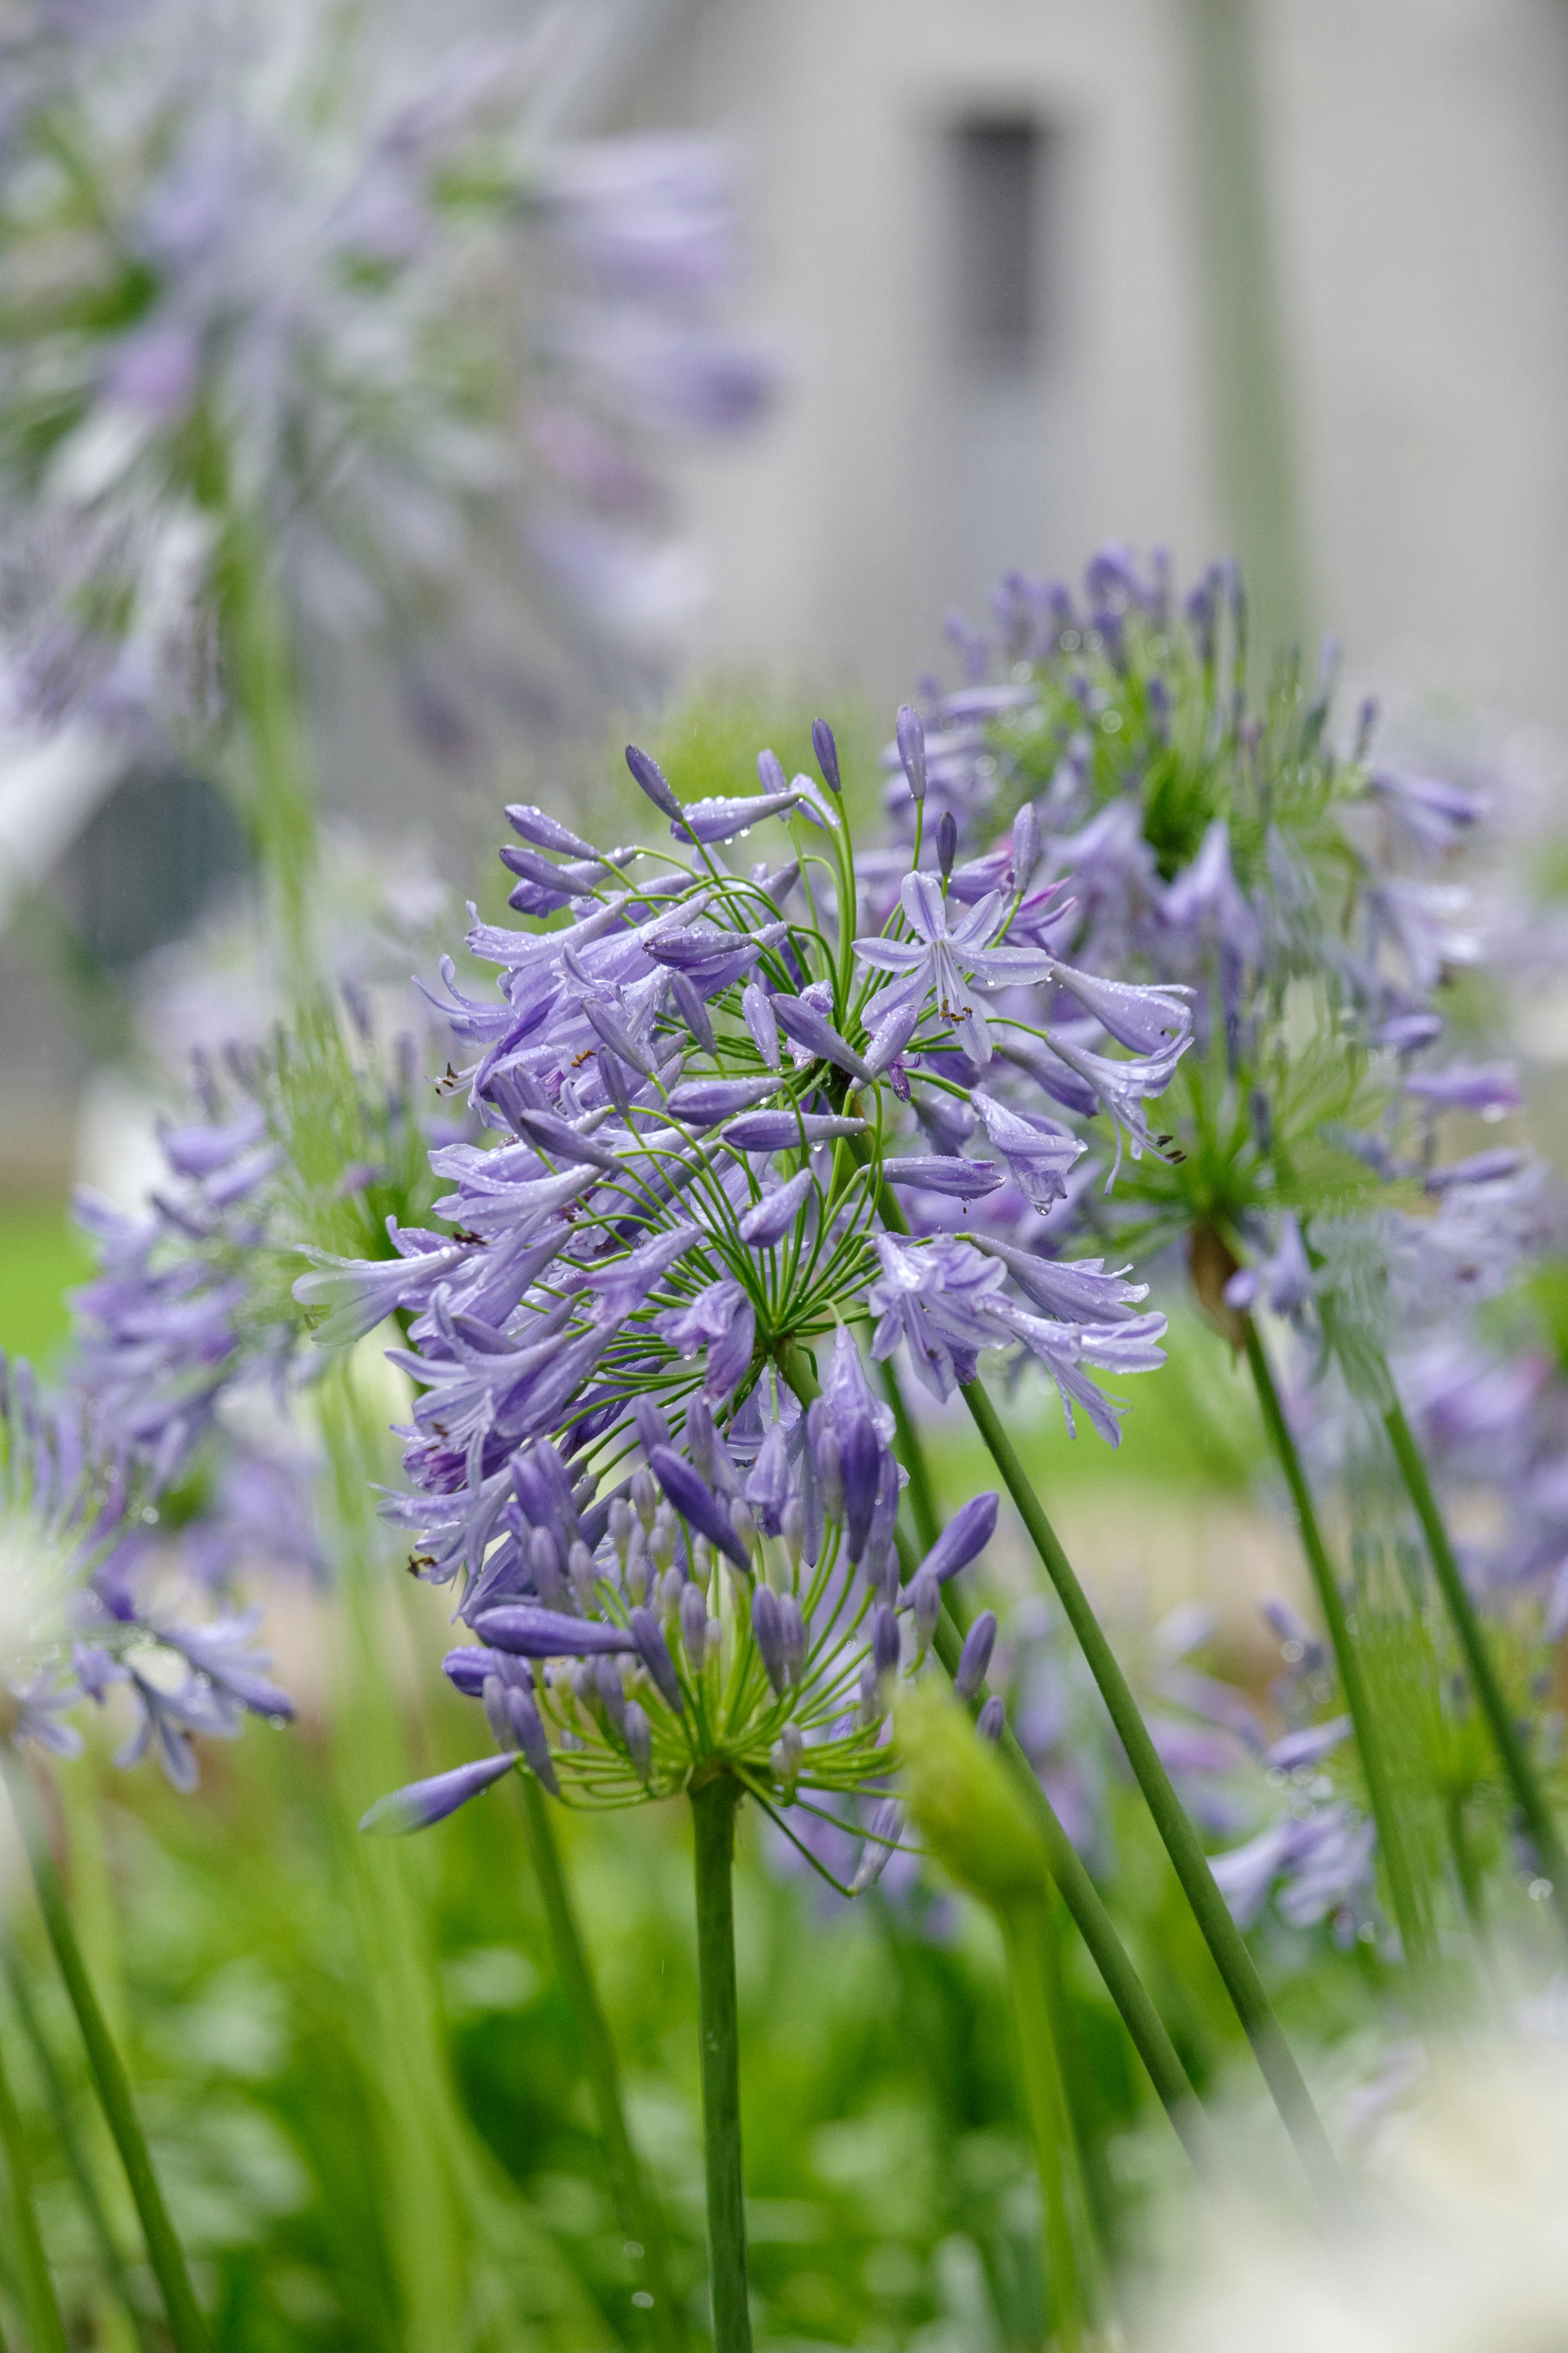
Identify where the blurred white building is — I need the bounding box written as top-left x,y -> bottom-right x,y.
622,0 -> 1568,729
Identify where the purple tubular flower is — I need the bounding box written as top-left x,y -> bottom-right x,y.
443,1646 -> 504,1697
510,1685 -> 561,1794
969,1092 -> 1085,1210
1404,1062 -> 1522,1118
880,1156 -> 1002,1199
913,1493 -> 999,1585
582,999 -> 657,1080
751,1584 -> 788,1693
895,705 -> 927,804
723,1111 -> 864,1151
1048,965 -> 1192,1055
673,790 -> 804,844
471,1605 -> 637,1657
361,1752 -> 515,1835
672,972 -> 716,1053
971,1236 -> 1149,1323
953,1611 -> 997,1702
630,1607 -> 684,1711
665,1077 -> 779,1129
769,993 -> 872,1084
507,803 -> 600,858
1223,1214 -> 1314,1318
1424,1148 -> 1524,1195
626,742 -> 683,819
738,1169 -> 815,1247
741,980 -> 780,1069
976,1695 -> 1006,1742
812,717 -> 842,795
649,1446 -> 751,1571
511,1106 -> 621,1171
653,1278 -> 756,1400
823,1329 -> 888,1562
1368,766 -> 1486,853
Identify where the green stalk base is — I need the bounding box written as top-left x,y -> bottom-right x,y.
2,1755 -> 209,2353
690,1778 -> 751,2353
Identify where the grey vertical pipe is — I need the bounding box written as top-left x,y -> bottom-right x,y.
1178,0 -> 1312,654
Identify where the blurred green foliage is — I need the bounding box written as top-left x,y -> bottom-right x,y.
0,1201 -> 91,1370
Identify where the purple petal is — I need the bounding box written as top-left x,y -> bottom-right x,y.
360,1753 -> 515,1835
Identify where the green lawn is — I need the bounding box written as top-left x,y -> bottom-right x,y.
0,1197 -> 93,1370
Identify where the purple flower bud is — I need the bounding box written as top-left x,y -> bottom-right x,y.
880,1156 -> 1002,1198
671,972 -> 716,1055
871,1604 -> 901,1679
680,1583 -> 708,1667
851,1798 -> 904,1891
811,717 -> 842,795
895,705 -> 927,804
779,1594 -> 806,1683
626,742 -> 682,820
361,1753 -> 515,1835
724,1111 -> 865,1151
738,1168 -> 815,1248
976,1695 -> 1006,1742
483,1673 -> 515,1750
609,1499 -> 634,1559
630,1606 -> 684,1712
769,993 -> 873,1084
913,1493 -> 999,1586
443,1645 -> 504,1697
511,1107 -> 620,1172
938,810 -> 958,881
583,999 -> 657,1080
809,1410 -> 844,1518
594,1654 -> 627,1730
1011,805 -> 1040,891
508,1687 -> 560,1794
599,1044 -> 635,1117
666,1077 -> 779,1130
633,1398 -> 672,1458
472,1606 -> 637,1658
772,1722 -> 804,1786
757,748 -> 788,795
624,1699 -> 653,1781
953,1611 -> 997,1702
741,981 -> 780,1070
910,1567 -> 940,1650
529,1527 -> 572,1611
507,803 -> 599,859
751,1585 -> 788,1693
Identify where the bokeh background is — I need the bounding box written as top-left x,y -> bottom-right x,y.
0,5 -> 1563,2346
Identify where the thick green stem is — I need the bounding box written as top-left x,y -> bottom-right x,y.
690,1778 -> 751,2353
1385,1396 -> 1568,1945
1,1758 -> 209,2353
0,2018 -> 67,2353
785,1344 -> 1221,2178
959,1376 -> 1343,2207
2,1945 -> 150,2347
517,1778 -> 684,2351
1245,1323 -> 1434,1982
1002,1902 -> 1086,2353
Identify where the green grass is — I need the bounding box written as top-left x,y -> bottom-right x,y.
0,1200 -> 91,1371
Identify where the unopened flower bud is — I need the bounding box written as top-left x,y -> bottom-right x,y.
572,1660 -> 596,1709
624,1699 -> 653,1783
706,1615 -> 723,1662
568,1539 -> 597,1609
660,1566 -> 684,1618
859,1658 -> 884,1725
872,1603 -> 900,1680
630,1608 -> 684,1714
771,1722 -> 804,1791
815,1425 -> 844,1521
779,1594 -> 806,1685
482,1673 -> 515,1752
953,1611 -> 997,1704
895,704 -> 927,804
680,1584 -> 708,1668
608,1497 -> 633,1560
691,1536 -> 711,1582
780,1497 -> 804,1562
529,1526 -> 570,1610
650,1505 -> 676,1568
626,1547 -> 650,1606
976,1695 -> 1006,1743
730,1497 -> 756,1550
686,1398 -> 716,1483
594,1655 -> 626,1731
910,1566 -> 940,1654
751,1586 -> 787,1695
508,1685 -> 559,1794
631,1468 -> 657,1532
811,716 -> 841,796
938,809 -> 957,882
851,1798 -> 903,1893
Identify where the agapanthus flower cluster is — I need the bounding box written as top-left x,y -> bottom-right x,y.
365,1367 -> 1005,1873
292,718 -> 1194,1820
0,1350 -> 291,1789
0,0 -> 774,745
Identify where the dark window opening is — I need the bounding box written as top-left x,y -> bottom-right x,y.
950,115 -> 1049,374
62,769 -> 250,972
